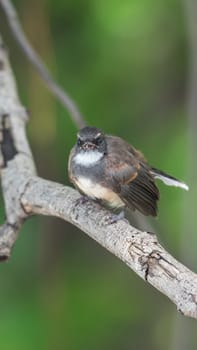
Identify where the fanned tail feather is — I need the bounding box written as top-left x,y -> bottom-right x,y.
151,168 -> 189,191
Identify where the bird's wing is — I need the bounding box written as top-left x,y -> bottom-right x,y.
105,136 -> 159,216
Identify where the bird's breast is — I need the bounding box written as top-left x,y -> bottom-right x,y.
75,176 -> 124,208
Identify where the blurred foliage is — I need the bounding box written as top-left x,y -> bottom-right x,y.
0,0 -> 196,349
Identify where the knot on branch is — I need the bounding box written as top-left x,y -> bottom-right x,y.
0,222 -> 21,260
128,233 -> 180,282
0,113 -> 18,167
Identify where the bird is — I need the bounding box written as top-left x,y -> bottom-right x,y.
68,126 -> 189,220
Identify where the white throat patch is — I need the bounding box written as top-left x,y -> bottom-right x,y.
74,151 -> 103,167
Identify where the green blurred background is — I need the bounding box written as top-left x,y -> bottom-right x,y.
0,0 -> 197,349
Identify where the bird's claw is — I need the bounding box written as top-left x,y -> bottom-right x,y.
75,195 -> 90,207
105,210 -> 125,224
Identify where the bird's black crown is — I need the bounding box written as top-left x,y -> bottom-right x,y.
77,126 -> 106,152
77,126 -> 104,141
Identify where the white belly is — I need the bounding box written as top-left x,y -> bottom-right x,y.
75,177 -> 124,208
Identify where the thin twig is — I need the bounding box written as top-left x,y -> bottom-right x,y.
0,0 -> 86,129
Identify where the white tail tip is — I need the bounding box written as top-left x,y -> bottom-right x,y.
153,174 -> 189,191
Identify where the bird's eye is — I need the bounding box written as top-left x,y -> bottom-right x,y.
77,138 -> 82,146
95,137 -> 102,145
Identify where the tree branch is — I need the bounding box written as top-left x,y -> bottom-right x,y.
21,177 -> 197,319
0,32 -> 197,319
0,0 -> 86,129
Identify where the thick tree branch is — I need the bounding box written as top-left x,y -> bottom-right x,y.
21,177 -> 197,319
0,0 -> 85,129
0,33 -> 197,320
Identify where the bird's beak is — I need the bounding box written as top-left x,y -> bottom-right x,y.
82,142 -> 96,151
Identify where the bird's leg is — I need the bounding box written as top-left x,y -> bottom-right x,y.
105,210 -> 125,224
75,195 -> 90,207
